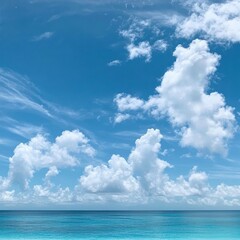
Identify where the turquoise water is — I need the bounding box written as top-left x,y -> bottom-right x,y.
0,211 -> 239,239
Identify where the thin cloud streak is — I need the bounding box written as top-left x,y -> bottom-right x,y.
0,68 -> 81,122
32,32 -> 54,42
0,68 -> 52,117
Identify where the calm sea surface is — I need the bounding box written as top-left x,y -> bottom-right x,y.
0,211 -> 239,239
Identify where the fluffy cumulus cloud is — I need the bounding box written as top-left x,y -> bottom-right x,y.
163,166 -> 210,198
79,129 -> 205,202
114,93 -> 145,112
114,39 -> 236,155
176,0 -> 240,43
78,128 -> 240,207
125,40 -> 167,62
0,191 -> 15,202
80,129 -> 169,197
127,41 -> 152,62
33,185 -> 73,203
80,154 -> 140,193
0,130 -> 95,189
1,128 -> 240,207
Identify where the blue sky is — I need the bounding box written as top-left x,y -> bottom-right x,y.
0,0 -> 240,209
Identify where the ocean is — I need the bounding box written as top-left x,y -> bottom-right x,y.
0,211 -> 239,239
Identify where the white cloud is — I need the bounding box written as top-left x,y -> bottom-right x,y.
163,166 -> 210,197
1,128 -> 240,207
114,113 -> 131,123
6,123 -> 44,139
108,60 -> 121,66
153,39 -> 168,51
126,40 -> 167,62
78,128 -> 240,207
120,19 -> 167,62
224,199 -> 240,206
114,93 -> 144,112
134,10 -> 184,27
215,183 -> 240,198
186,182 -> 240,207
80,129 -> 173,198
127,41 -> 152,61
45,166 -> 59,178
128,129 -> 173,196
128,128 -> 164,176
120,19 -> 150,42
176,0 -> 240,43
0,190 -> 15,202
33,185 -> 73,203
56,130 -> 95,157
114,39 -> 236,155
33,185 -> 50,197
32,32 -> 54,41
2,130 -> 95,189
80,154 -> 140,193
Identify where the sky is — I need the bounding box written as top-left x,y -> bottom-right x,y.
0,0 -> 240,210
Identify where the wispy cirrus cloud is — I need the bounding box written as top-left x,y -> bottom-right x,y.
0,68 -> 81,120
107,60 -> 121,67
32,32 -> 54,41
0,68 -> 52,117
0,138 -> 16,147
0,68 -> 86,141
6,124 -> 44,139
0,117 -> 44,139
